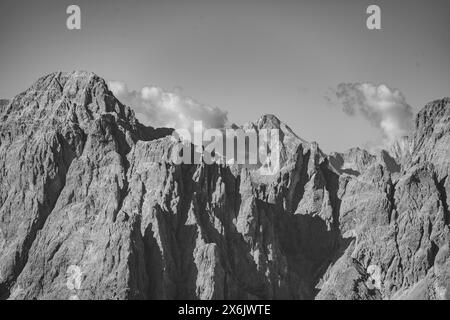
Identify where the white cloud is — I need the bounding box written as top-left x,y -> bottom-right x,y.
333,83 -> 414,144
108,81 -> 229,131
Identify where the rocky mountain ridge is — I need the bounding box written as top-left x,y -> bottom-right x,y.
0,72 -> 448,300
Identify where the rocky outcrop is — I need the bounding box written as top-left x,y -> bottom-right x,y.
0,72 -> 448,300
318,98 -> 450,300
0,100 -> 8,114
329,148 -> 377,176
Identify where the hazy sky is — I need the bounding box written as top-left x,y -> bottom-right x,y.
1,0 -> 449,152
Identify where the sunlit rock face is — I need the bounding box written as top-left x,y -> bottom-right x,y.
0,72 -> 448,300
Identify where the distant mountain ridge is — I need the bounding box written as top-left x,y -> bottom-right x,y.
0,71 -> 448,300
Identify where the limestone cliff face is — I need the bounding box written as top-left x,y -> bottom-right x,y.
0,72 -> 448,300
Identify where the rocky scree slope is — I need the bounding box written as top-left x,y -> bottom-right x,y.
0,72 -> 448,300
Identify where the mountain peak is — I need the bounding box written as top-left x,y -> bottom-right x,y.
255,113 -> 306,143
257,114 -> 281,129
30,71 -> 104,93
2,71 -> 127,125
414,97 -> 450,143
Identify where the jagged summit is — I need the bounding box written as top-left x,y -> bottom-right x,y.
413,97 -> 450,148
256,114 -> 306,142
24,71 -> 110,107
3,71 -> 123,121
329,147 -> 377,176
409,97 -> 450,179
0,71 -> 174,144
257,114 -> 281,128
32,70 -> 100,88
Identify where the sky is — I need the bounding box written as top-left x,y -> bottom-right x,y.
0,0 -> 449,152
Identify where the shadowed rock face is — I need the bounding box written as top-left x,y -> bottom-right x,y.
0,72 -> 448,300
